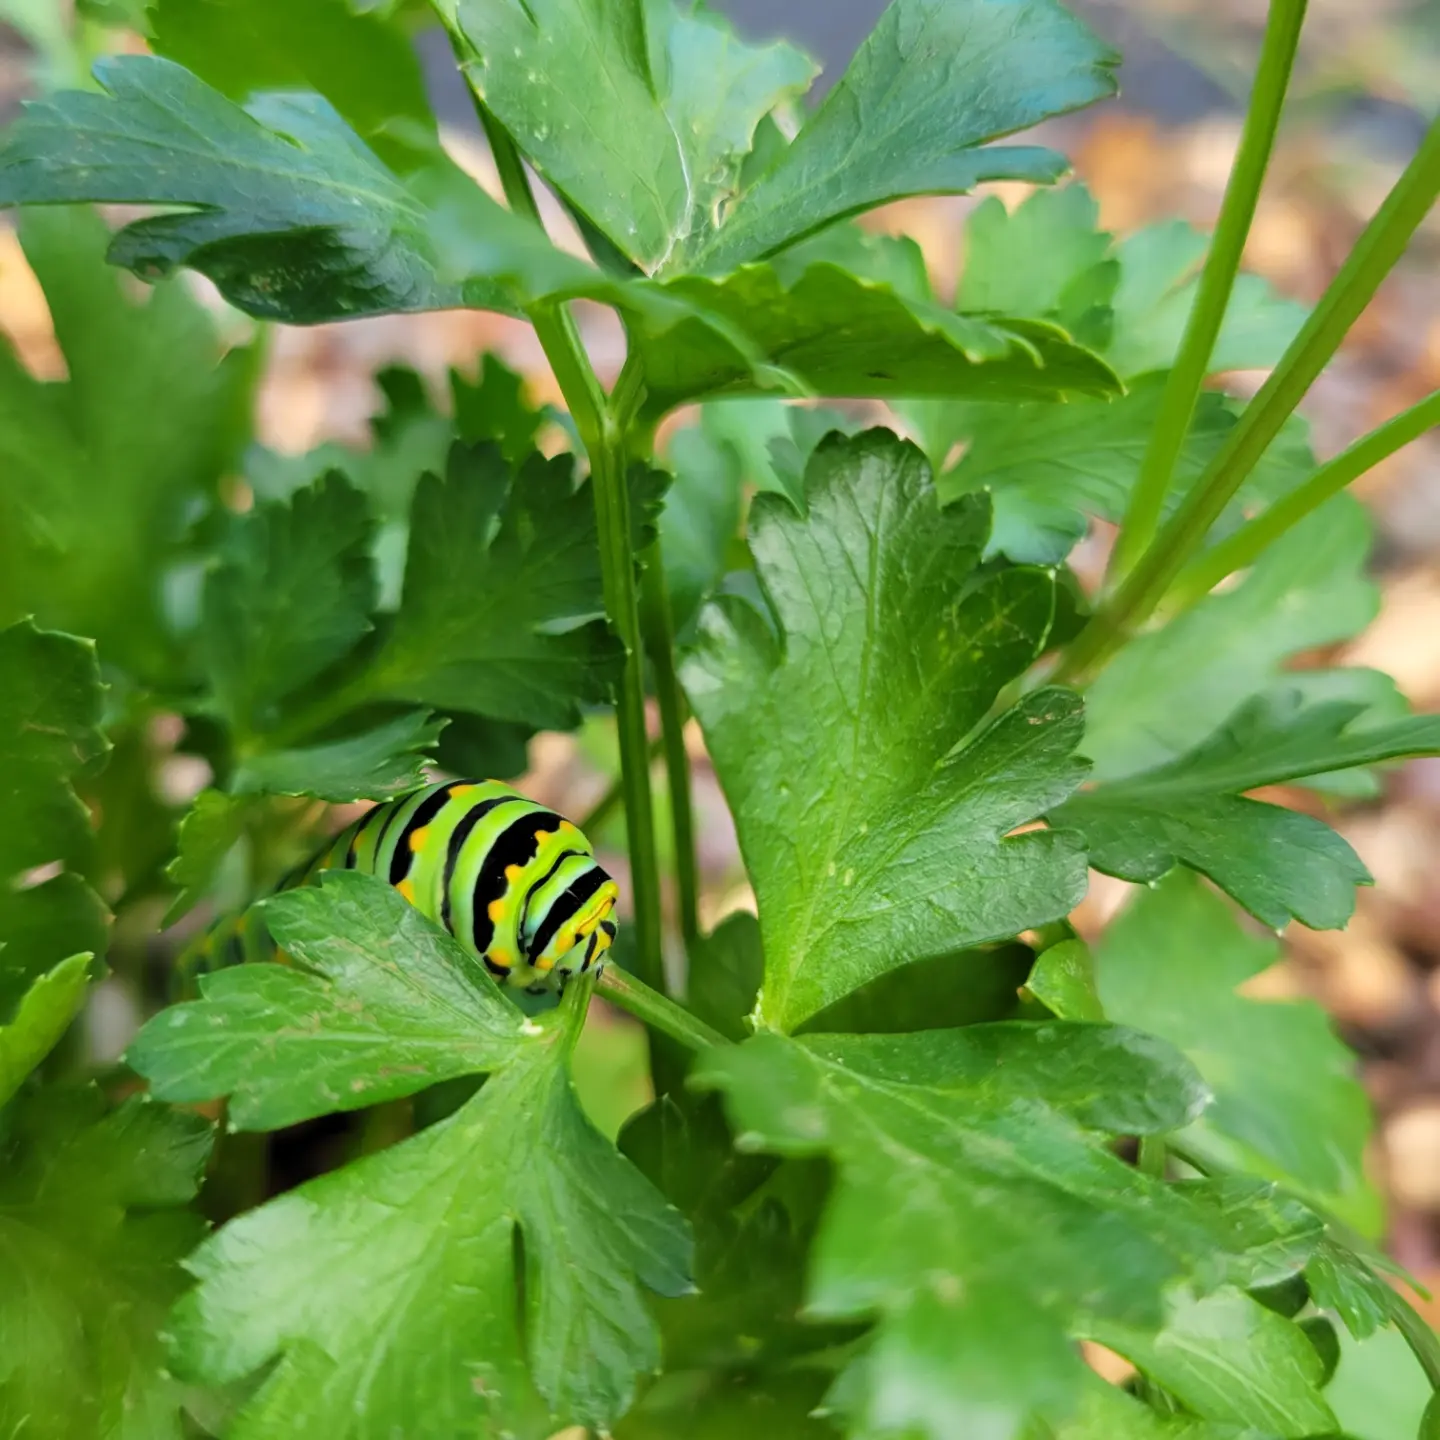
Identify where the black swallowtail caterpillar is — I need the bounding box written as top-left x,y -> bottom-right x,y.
178,779 -> 619,997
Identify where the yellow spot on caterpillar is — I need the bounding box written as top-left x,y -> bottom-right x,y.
450,784 -> 478,798
536,956 -> 555,971
534,828 -> 554,846
488,898 -> 506,922
490,948 -> 513,970
408,826 -> 430,852
396,878 -> 416,903
505,864 -> 523,883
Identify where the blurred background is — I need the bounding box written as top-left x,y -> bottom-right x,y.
1,0 -> 1439,1429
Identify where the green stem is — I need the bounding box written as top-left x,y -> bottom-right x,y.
588,360 -> 667,1006
476,105 -> 544,227
1058,112 -> 1440,684
557,969 -> 600,1051
1137,1134 -> 1168,1178
1107,0 -> 1308,583
598,965 -> 728,1053
475,104 -> 669,1050
1166,389 -> 1440,609
1389,1287 -> 1440,1393
639,550 -> 701,950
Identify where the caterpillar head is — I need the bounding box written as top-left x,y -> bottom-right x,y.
529,864 -> 619,980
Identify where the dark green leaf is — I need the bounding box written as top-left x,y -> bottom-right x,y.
150,0 -> 436,171
431,710 -> 533,782
162,788 -> 250,927
0,56 -> 510,322
170,1044 -> 689,1437
202,472 -> 377,738
681,431 -> 1089,1031
79,721 -> 180,904
1059,686 -> 1440,925
0,1088 -> 212,1440
1054,787 -> 1368,933
1026,938 -> 1105,1022
129,873 -> 531,1130
230,710 -> 445,802
0,621 -> 106,880
690,0 -> 1118,273
0,206 -> 250,674
359,443 -> 664,730
0,620 -> 108,1012
1081,497 -> 1378,782
131,875 -> 691,1437
0,953 -> 90,1107
1055,695 -> 1386,931
620,1093 -> 831,1378
662,423 -> 747,632
1179,1176 -> 1325,1290
802,941 -> 1036,1035
450,352 -> 548,466
685,911 -> 764,1042
1251,1271 -> 1312,1319
638,262 -> 1120,415
616,1371 -> 834,1439
1094,873 -> 1378,1231
1304,1315 -> 1342,1386
441,0 -> 816,272
692,1023 -> 1275,1438
0,876 -> 108,1026
1306,1236 -> 1402,1341
1084,1287 -> 1335,1436
1042,1370 -> 1269,1438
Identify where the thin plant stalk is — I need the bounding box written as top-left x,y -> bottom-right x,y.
589,364 -> 673,1009
640,551 -> 701,950
1058,112 -> 1440,683
598,965 -> 728,1053
1137,1135 -> 1167,1178
476,102 -> 668,1008
1107,0 -> 1308,582
1166,389 -> 1440,609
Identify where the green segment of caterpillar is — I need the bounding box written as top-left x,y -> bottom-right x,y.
174,779 -> 619,999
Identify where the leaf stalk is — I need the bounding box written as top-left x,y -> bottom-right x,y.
475,103 -> 669,1015
1165,389 -> 1440,610
1107,0 -> 1308,582
598,965 -> 728,1053
640,552 -> 701,950
1058,111 -> 1440,684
